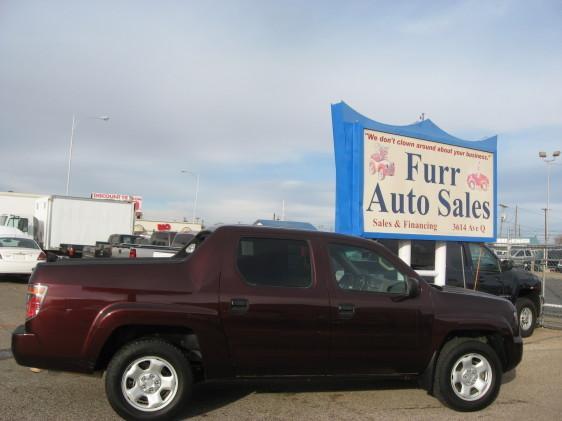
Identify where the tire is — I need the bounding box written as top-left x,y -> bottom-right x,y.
105,338 -> 193,421
516,298 -> 536,338
433,338 -> 502,411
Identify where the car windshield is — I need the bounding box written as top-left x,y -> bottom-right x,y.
0,237 -> 39,249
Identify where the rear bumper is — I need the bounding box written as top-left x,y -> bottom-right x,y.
0,261 -> 37,274
11,324 -> 93,373
11,324 -> 40,367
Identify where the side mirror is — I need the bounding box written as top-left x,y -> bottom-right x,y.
501,259 -> 514,271
407,277 -> 421,298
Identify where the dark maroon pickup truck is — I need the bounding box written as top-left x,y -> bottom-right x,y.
12,225 -> 522,420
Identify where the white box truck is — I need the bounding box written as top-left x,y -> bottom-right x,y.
1,194 -> 135,256
34,196 -> 135,255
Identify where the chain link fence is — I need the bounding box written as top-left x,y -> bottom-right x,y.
490,244 -> 562,329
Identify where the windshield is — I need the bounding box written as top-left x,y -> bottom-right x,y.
0,237 -> 39,249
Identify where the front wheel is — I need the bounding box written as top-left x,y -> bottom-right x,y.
517,298 -> 536,337
434,338 -> 502,411
105,338 -> 193,420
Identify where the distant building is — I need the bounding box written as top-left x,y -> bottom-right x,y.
253,219 -> 317,231
134,219 -> 202,234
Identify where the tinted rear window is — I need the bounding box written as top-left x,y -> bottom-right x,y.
237,237 -> 312,288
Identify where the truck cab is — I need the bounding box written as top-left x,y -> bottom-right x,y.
0,214 -> 36,239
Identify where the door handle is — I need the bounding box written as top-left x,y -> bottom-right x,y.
337,303 -> 355,319
230,298 -> 249,314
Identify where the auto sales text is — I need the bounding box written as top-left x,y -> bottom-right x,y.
365,152 -> 491,219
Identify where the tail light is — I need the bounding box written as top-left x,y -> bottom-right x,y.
129,248 -> 137,258
67,247 -> 75,257
37,251 -> 47,261
26,284 -> 48,320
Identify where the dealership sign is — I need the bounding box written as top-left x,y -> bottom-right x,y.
331,102 -> 497,242
91,192 -> 143,213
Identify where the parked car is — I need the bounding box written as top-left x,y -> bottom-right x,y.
0,230 -> 46,276
509,248 -> 536,271
13,226 -> 522,419
152,232 -> 196,258
149,231 -> 178,247
116,231 -> 195,259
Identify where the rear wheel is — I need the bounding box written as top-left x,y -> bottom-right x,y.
105,338 -> 192,420
434,338 -> 502,411
516,298 -> 536,337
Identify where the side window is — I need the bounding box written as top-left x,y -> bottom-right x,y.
237,237 -> 312,288
411,240 -> 435,270
328,243 -> 406,294
446,242 -> 465,287
468,244 -> 500,273
18,218 -> 29,233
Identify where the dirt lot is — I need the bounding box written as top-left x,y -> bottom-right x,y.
1,278 -> 562,421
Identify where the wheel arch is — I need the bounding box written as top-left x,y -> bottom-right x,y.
82,302 -> 233,380
95,324 -> 205,381
517,290 -> 540,316
421,329 -> 513,394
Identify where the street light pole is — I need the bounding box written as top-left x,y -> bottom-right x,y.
538,150 -> 560,324
181,170 -> 200,223
65,114 -> 77,196
65,114 -> 110,196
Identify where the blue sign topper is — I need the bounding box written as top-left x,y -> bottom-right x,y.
331,102 -> 497,242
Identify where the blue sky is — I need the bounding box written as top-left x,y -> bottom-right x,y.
1,0 -> 561,238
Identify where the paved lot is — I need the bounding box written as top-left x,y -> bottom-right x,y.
1,278 -> 562,420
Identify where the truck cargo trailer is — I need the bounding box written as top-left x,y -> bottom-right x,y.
33,196 -> 135,255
